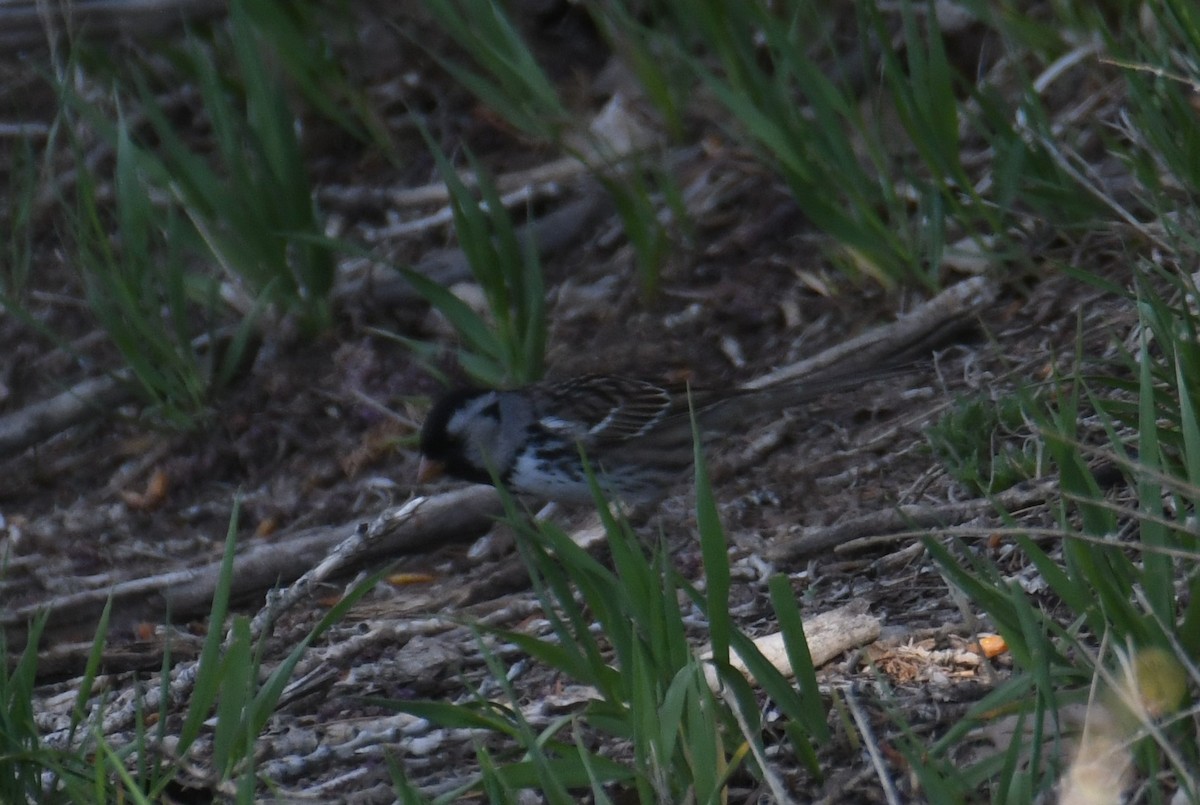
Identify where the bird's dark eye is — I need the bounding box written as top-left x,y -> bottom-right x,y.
480,401 -> 501,420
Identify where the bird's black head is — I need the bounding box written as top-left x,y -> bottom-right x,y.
419,387 -> 503,485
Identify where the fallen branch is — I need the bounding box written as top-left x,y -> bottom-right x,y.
245,488 -> 501,641
9,486 -> 502,660
767,480 -> 1057,562
743,275 -> 998,389
0,0 -> 227,49
0,373 -> 133,457
453,513 -> 608,606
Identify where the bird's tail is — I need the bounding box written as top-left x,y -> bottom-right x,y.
704,361 -> 921,428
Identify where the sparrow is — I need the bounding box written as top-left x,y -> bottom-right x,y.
417,369 -> 903,504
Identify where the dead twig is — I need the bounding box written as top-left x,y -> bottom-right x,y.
454,513 -> 607,605
0,0 -> 227,49
844,684 -> 904,805
0,373 -> 133,458
6,486 -> 502,664
767,479 -> 1057,562
246,489 -> 500,641
743,276 -> 998,389
0,325 -> 254,460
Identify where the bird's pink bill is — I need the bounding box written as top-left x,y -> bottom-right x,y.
417,457 -> 445,484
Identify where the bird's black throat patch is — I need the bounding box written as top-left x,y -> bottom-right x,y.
419,387 -> 493,484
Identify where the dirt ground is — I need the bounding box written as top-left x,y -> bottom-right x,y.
0,3 -> 1140,802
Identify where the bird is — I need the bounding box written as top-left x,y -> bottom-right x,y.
417,367 -> 906,504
